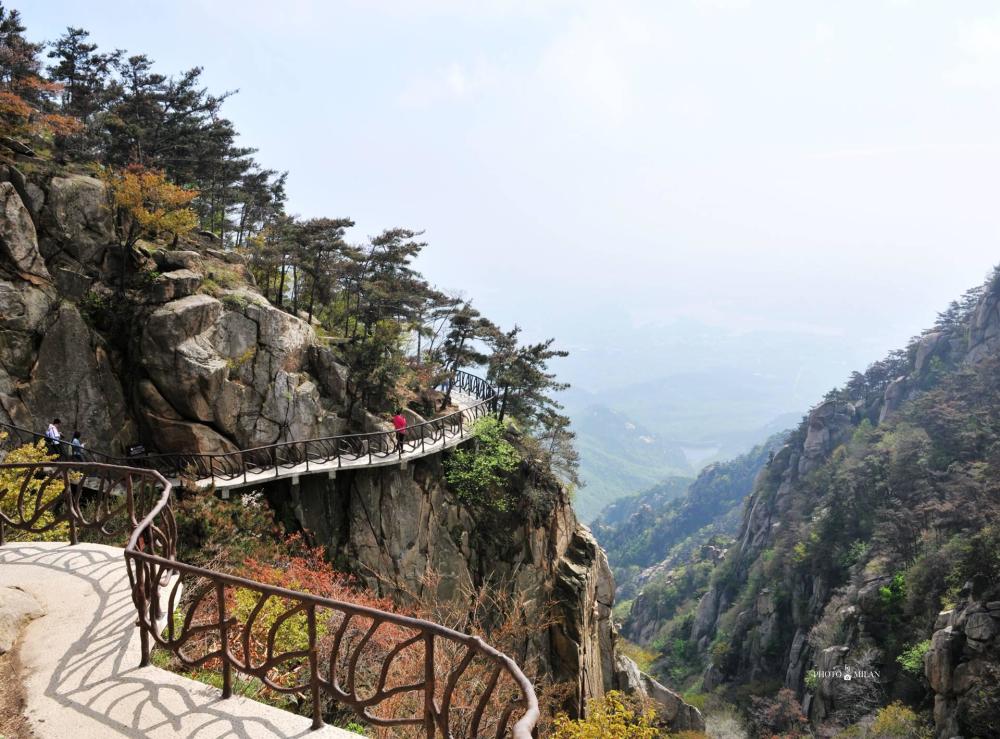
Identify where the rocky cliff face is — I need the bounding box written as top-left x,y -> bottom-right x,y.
0,159 -> 702,730
0,163 -> 348,455
266,453 -> 702,729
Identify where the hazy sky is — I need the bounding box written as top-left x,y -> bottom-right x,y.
23,1 -> 1000,399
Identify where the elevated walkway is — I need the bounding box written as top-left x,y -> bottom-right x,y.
202,397 -> 479,492
2,372 -> 495,493
0,541 -> 360,738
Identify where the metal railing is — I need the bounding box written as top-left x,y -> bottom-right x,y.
0,370 -> 498,485
0,461 -> 539,737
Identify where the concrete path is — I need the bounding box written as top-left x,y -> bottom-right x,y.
0,541 -> 360,738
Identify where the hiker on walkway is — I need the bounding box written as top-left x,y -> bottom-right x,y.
392,409 -> 407,453
45,418 -> 62,457
70,431 -> 85,461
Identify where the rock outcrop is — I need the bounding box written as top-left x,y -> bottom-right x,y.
0,164 -> 348,454
925,592 -> 1000,738
613,652 -> 704,731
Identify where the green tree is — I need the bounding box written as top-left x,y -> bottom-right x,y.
487,326 -> 568,427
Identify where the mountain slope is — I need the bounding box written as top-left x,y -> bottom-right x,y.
593,433 -> 786,604
687,270 -> 1000,737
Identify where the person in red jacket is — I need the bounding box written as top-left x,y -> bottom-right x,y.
392,409 -> 407,453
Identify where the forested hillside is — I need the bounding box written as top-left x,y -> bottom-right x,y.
679,270 -> 1000,737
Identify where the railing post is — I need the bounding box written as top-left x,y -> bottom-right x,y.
139,609 -> 151,667
217,582 -> 232,699
308,605 -> 322,730
65,469 -> 79,545
305,440 -> 310,472
0,517 -> 5,546
424,632 -> 436,738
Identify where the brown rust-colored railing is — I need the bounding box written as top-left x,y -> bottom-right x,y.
0,370 -> 497,485
0,462 -> 539,737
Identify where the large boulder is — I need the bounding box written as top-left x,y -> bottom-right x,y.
39,174 -> 114,269
915,331 -> 947,373
967,286 -> 1000,363
21,302 -> 134,452
150,269 -> 202,303
140,292 -> 344,447
308,345 -> 349,407
0,182 -> 49,284
878,376 -> 908,423
135,379 -> 238,456
141,294 -> 227,422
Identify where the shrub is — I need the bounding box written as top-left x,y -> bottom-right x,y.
551,691 -> 658,739
869,702 -> 931,738
444,417 -> 521,511
896,640 -> 930,677
0,436 -> 69,542
747,688 -> 809,738
879,573 -> 906,609
703,703 -> 747,739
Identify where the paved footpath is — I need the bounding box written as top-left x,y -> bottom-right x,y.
0,542 -> 359,738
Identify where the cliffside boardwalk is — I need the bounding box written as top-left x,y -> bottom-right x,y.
0,370 -> 497,491
0,371 -> 540,738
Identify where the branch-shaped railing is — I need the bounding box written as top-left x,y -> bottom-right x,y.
0,370 -> 497,485
0,462 -> 539,737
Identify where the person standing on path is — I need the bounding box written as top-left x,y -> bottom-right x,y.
392,410 -> 407,453
70,431 -> 85,461
45,418 -> 62,457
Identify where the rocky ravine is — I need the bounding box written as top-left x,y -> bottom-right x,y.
0,161 -> 702,729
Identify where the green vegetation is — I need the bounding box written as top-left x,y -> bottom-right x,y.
879,573 -> 907,610
690,268 -> 1000,732
896,639 -> 930,677
551,691 -> 659,739
444,417 -> 521,511
0,436 -> 68,542
868,702 -> 932,739
618,640 -> 659,674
